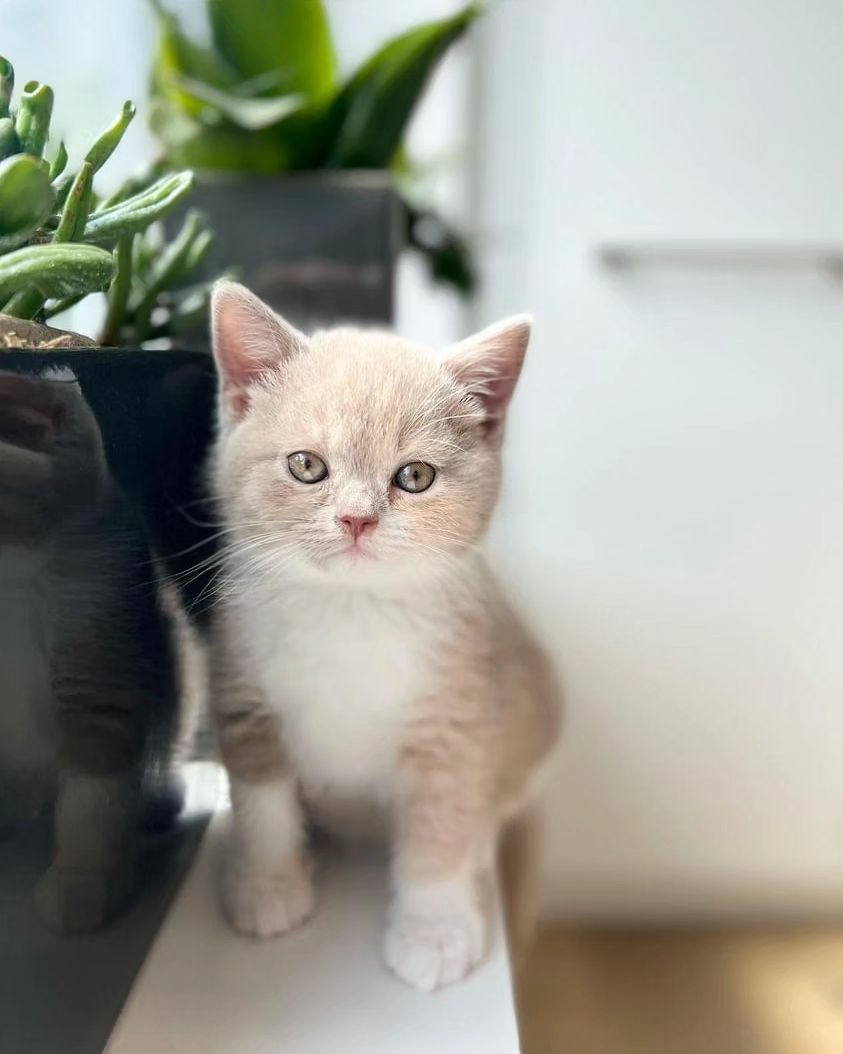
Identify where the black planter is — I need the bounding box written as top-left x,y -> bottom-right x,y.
171,171 -> 400,330
0,348 -> 218,1053
0,347 -> 219,615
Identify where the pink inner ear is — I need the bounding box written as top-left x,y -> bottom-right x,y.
213,293 -> 276,390
482,365 -> 523,419
445,315 -> 531,423
211,282 -> 307,416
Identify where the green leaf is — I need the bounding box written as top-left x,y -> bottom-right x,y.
208,0 -> 336,100
150,2 -> 240,119
128,209 -> 207,339
15,81 -> 54,158
175,76 -> 306,130
54,162 -> 94,242
1,287 -> 45,319
0,117 -> 18,160
160,287 -> 214,334
84,101 -> 136,174
48,140 -> 68,181
325,4 -> 480,169
99,160 -> 168,209
0,154 -> 55,251
0,57 -> 14,119
82,171 -> 194,244
0,243 -> 115,303
149,99 -> 304,172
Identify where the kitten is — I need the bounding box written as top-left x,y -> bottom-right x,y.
208,282 -> 559,990
0,370 -> 181,932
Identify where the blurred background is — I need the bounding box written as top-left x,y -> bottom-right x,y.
6,1 -> 843,1050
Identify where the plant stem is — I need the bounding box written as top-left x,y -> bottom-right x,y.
3,287 -> 46,319
54,161 -> 93,242
43,292 -> 86,319
101,235 -> 132,344
131,209 -> 203,340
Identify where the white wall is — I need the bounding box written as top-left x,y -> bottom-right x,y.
474,0 -> 843,919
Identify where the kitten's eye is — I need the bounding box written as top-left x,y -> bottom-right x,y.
288,451 -> 328,484
394,461 -> 436,493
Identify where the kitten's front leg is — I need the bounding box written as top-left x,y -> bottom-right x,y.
386,707 -> 497,991
224,776 -> 313,938
215,669 -> 313,938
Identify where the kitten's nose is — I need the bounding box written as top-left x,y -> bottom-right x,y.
338,514 -> 379,541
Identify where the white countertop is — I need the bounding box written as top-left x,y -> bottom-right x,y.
107,777 -> 521,1054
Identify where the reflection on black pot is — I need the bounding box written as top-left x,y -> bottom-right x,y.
0,369 -> 185,933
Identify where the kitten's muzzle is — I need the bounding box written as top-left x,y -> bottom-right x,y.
337,514 -> 379,542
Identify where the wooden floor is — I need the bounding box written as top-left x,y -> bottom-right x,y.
516,926 -> 843,1054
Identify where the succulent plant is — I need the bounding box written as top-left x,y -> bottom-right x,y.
0,56 -> 220,345
96,172 -> 229,346
149,0 -> 481,295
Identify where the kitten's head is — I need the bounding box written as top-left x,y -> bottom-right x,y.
211,282 -> 530,587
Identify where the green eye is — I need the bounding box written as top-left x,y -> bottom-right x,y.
394,461 -> 436,493
288,451 -> 328,484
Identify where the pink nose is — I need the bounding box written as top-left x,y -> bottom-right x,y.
338,515 -> 379,541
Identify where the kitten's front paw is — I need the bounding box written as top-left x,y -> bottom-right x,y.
223,858 -> 314,939
384,904 -> 486,991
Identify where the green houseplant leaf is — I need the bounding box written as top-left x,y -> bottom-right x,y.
0,57 -> 13,118
175,76 -> 306,131
48,140 -> 67,180
150,0 -> 239,119
54,161 -> 94,242
0,53 -> 223,340
149,103 -> 300,173
15,81 -> 54,158
0,118 -> 18,160
207,0 -> 336,100
82,170 -> 194,244
0,154 -> 54,251
0,243 -> 114,303
324,4 -> 481,169
145,5 -> 482,296
84,101 -> 136,174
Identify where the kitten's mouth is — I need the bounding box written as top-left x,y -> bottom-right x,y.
342,542 -> 375,561
330,535 -> 382,564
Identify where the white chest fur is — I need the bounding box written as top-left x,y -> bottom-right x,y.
243,583 -> 443,805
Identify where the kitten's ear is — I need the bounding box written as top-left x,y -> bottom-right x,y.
443,315 -> 531,430
211,280 -> 308,417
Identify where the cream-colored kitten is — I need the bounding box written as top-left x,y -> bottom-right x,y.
209,282 -> 558,990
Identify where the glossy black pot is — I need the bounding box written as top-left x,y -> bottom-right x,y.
0,347 -> 218,1053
